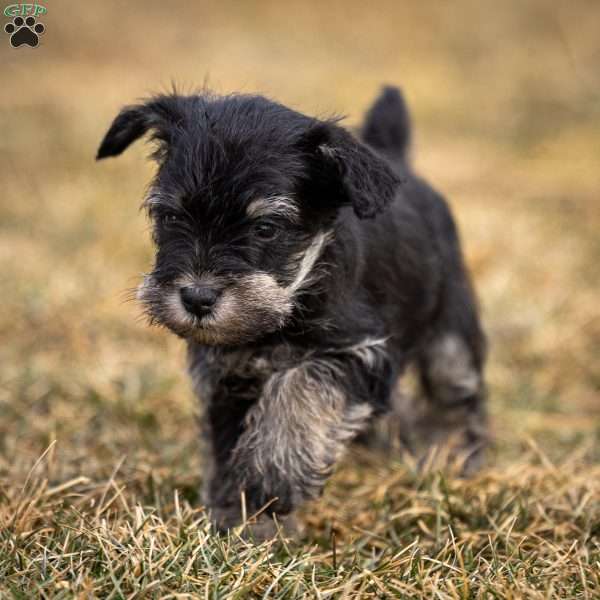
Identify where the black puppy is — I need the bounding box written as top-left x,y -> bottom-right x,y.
97,86 -> 487,532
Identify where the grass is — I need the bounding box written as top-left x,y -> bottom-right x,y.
2,447 -> 599,597
1,0 -> 599,597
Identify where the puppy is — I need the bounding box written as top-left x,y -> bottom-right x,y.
97,86 -> 487,532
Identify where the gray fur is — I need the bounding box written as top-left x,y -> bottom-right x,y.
233,358 -> 372,501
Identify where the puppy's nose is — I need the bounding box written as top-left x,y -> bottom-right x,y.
180,285 -> 220,318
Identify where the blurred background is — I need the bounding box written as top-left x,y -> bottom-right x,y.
1,0 -> 599,507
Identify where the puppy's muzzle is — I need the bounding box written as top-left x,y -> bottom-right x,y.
180,285 -> 221,318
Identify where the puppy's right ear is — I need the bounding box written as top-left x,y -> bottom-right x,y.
96,105 -> 152,160
96,96 -> 181,160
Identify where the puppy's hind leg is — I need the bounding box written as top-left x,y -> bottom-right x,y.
416,309 -> 488,474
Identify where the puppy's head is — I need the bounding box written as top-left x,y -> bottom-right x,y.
97,93 -> 401,345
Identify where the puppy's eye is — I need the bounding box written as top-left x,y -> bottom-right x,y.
160,212 -> 180,227
253,222 -> 279,241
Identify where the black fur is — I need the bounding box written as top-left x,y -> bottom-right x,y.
362,85 -> 411,161
97,86 -> 487,533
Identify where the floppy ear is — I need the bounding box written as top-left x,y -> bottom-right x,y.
96,105 -> 152,160
96,96 -> 180,160
304,122 -> 403,219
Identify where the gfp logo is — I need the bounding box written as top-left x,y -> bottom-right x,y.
4,3 -> 46,47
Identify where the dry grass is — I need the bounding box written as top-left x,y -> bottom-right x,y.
1,1 -> 599,597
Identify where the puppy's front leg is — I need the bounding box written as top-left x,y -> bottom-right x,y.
226,356 -> 383,521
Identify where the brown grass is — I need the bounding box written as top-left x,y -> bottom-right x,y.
1,1 -> 599,597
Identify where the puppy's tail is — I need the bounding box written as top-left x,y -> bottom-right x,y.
361,85 -> 411,163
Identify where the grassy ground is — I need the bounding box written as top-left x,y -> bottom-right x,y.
1,1 -> 599,597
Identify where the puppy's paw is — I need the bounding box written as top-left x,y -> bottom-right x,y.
243,512 -> 299,542
208,503 -> 299,542
209,504 -> 243,532
206,468 -> 295,533
243,469 -> 295,516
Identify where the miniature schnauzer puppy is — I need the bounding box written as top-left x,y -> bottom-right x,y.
97,86 -> 487,532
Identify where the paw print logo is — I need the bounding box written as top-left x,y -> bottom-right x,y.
4,15 -> 45,48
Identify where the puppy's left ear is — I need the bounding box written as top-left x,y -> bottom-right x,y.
304,122 -> 403,219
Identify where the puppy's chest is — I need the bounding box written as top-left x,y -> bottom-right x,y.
188,344 -> 298,402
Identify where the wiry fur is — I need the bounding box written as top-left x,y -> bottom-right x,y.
246,196 -> 300,222
97,85 -> 488,533
218,358 -> 373,525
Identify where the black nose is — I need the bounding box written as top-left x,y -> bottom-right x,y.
180,286 -> 220,318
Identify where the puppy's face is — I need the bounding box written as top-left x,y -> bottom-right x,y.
97,93 -> 400,345
138,186 -> 331,346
